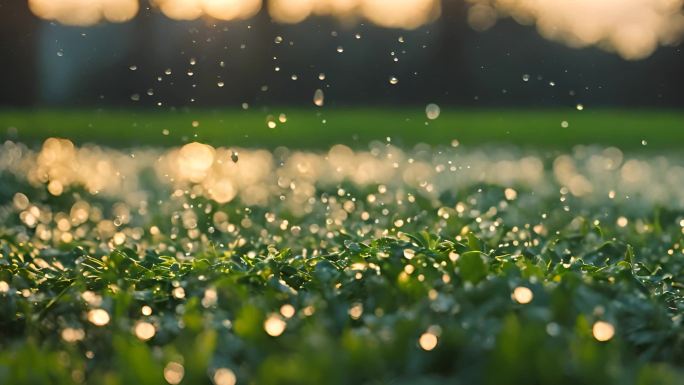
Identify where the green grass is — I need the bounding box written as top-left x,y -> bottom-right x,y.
1,108 -> 683,149
1,181 -> 683,385
1,110 -> 683,384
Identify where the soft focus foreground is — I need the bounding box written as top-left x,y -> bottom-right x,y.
0,139 -> 682,384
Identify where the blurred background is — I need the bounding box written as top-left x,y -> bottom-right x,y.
1,0 -> 683,109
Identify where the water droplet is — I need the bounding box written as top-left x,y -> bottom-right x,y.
561,121 -> 569,128
164,68 -> 172,75
592,321 -> 615,342
129,65 -> 137,71
389,76 -> 399,85
267,116 -> 277,129
130,94 -> 140,102
217,81 -> 225,88
164,362 -> 185,385
274,36 -> 283,44
419,332 -> 438,351
264,314 -> 286,336
231,151 -> 239,163
313,89 -> 325,107
641,139 -> 648,146
512,286 -> 533,304
213,368 -> 236,385
134,321 -> 156,340
522,74 -> 530,82
425,103 -> 440,120
87,309 -> 110,326
279,113 -> 287,123
336,46 -> 344,53
318,73 -> 326,81
576,103 -> 584,111
291,74 -> 298,81
189,57 -> 197,66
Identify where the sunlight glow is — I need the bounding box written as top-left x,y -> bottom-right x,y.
467,0 -> 684,60
28,0 -> 139,26
152,0 -> 261,21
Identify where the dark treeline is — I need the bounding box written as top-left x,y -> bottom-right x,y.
1,1 -> 682,109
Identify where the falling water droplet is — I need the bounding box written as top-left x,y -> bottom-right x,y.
231,151 -> 239,163
267,116 -> 277,129
522,74 -> 530,82
425,103 -> 441,120
313,89 -> 325,107
274,36 -> 283,44
389,76 -> 399,85
217,81 -> 225,88
336,46 -> 344,53
576,103 -> 584,111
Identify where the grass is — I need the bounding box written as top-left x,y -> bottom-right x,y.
1,108 -> 683,149
0,109 -> 683,384
1,180 -> 682,384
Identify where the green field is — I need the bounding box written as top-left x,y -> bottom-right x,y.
0,110 -> 683,385
2,108 -> 683,149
